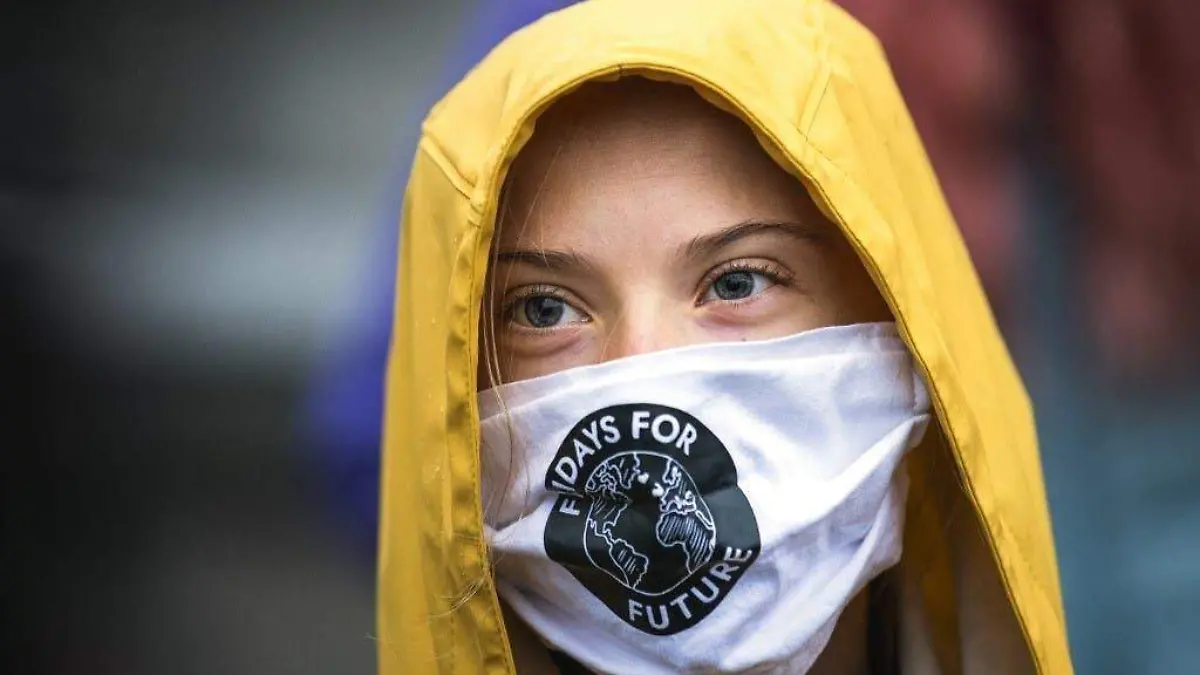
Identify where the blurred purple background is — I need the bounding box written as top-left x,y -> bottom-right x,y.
3,1 -> 1197,674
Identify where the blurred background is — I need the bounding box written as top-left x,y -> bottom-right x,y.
2,1 -> 1197,674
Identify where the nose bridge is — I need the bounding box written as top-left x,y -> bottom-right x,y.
601,292 -> 685,361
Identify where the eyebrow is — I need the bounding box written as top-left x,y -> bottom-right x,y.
494,249 -> 601,274
681,220 -> 829,262
493,219 -> 829,273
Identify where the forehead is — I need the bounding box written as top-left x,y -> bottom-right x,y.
499,79 -> 820,248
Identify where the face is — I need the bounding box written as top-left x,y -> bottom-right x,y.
483,80 -> 890,385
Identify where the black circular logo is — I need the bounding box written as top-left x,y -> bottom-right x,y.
543,404 -> 760,635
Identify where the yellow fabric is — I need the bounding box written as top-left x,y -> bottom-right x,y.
377,0 -> 1073,673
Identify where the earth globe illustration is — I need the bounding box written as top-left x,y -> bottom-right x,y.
581,450 -> 717,595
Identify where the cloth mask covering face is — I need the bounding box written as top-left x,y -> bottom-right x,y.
479,323 -> 932,675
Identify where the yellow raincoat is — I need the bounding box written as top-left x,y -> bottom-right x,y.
378,0 -> 1073,672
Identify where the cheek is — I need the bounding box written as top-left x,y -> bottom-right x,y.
821,248 -> 892,324
496,330 -> 598,383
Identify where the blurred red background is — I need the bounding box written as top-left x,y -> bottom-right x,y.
843,0 -> 1200,379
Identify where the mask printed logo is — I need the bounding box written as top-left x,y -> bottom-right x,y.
543,404 -> 760,635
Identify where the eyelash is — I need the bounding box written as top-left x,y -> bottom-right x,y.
499,258 -> 796,329
502,284 -> 582,327
695,259 -> 795,305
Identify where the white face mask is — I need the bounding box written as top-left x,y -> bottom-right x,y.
479,323 -> 931,674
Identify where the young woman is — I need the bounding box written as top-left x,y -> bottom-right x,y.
378,1 -> 1073,673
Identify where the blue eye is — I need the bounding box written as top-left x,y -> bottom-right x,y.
524,296 -> 564,327
703,270 -> 774,302
512,294 -> 586,329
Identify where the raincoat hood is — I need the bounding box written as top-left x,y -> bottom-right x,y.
378,0 -> 1072,673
